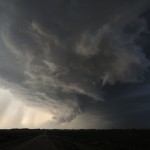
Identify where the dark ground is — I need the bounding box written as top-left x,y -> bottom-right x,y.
0,129 -> 150,150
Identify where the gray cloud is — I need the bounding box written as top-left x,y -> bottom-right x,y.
0,0 -> 150,128
74,23 -> 150,85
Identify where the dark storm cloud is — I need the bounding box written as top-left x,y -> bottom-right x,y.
0,0 -> 150,127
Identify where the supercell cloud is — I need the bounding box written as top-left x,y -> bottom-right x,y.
0,0 -> 150,128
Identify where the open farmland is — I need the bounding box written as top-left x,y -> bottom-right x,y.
0,129 -> 150,150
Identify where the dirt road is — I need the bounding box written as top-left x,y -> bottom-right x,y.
13,135 -> 57,150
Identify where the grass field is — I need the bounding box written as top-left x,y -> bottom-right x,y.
0,129 -> 150,150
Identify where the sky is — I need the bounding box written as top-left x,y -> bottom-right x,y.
0,0 -> 150,129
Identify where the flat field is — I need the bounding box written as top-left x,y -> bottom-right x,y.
0,129 -> 150,150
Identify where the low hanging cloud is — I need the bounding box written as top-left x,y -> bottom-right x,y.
0,0 -> 150,128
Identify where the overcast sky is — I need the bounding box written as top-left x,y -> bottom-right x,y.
0,0 -> 150,129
